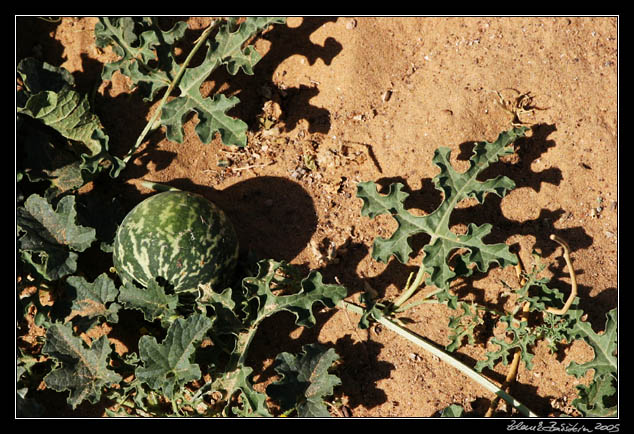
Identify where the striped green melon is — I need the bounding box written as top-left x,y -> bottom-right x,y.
113,190 -> 239,293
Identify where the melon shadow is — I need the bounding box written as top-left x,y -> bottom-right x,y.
165,175 -> 318,264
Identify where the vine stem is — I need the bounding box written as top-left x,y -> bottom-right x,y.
122,19 -> 221,164
338,300 -> 539,417
485,257 -> 530,417
390,263 -> 426,310
546,234 -> 577,316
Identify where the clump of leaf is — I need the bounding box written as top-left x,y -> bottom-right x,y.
42,322 -> 122,409
566,307 -> 618,417
17,57 -> 124,197
111,260 -> 345,417
357,126 -> 527,307
203,259 -> 346,416
352,126 -> 618,416
28,258 -> 345,417
267,343 -> 341,417
94,17 -> 286,161
17,194 -> 97,281
17,16 -> 350,418
468,258 -> 569,372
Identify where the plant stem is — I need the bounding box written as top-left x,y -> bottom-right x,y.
338,300 -> 539,417
546,234 -> 577,316
123,19 -> 221,164
391,263 -> 426,310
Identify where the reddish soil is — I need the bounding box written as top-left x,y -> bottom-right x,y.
17,16 -> 617,418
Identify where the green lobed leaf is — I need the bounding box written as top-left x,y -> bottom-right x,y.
356,292 -> 386,330
446,301 -> 484,352
17,58 -> 124,178
566,308 -> 617,417
515,266 -> 566,313
474,313 -> 537,372
117,278 -> 179,323
571,372 -> 617,417
19,88 -> 101,154
241,259 -> 347,328
161,17 -> 286,147
357,127 -> 526,299
211,366 -> 271,417
211,17 -> 286,76
161,92 -> 247,146
267,343 -> 341,417
567,308 -> 617,379
19,194 -> 96,251
17,194 -> 97,280
66,273 -> 121,325
196,284 -> 243,335
94,17 -> 187,101
42,322 -> 122,409
96,17 -> 286,148
207,259 -> 345,416
135,313 -> 212,400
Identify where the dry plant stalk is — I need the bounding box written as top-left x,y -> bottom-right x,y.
485,234 -> 578,417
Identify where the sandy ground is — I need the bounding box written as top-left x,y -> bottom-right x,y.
17,16 -> 618,417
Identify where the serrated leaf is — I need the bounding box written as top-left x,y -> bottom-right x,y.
267,344 -> 341,417
475,313 -> 537,372
96,17 -> 285,148
136,313 -> 212,400
42,322 -> 122,409
66,273 -> 120,325
17,57 -> 124,178
19,194 -> 96,251
95,17 -> 186,101
19,88 -> 102,155
566,308 -> 617,416
161,92 -> 247,146
446,301 -> 484,352
118,278 -> 179,323
79,129 -> 125,178
196,285 -> 242,335
571,372 -> 617,417
18,112 -> 100,197
357,127 -> 526,296
211,366 -> 271,417
241,259 -> 347,328
17,194 -> 97,280
515,260 -> 567,313
567,308 -> 617,379
212,17 -> 286,76
161,17 -> 285,147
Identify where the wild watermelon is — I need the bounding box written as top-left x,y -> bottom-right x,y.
113,190 -> 239,293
